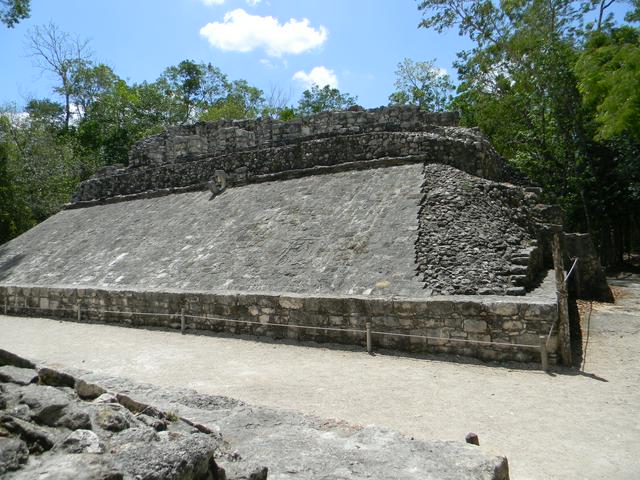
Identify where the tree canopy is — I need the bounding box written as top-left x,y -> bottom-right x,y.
296,85 -> 358,116
388,58 -> 454,111
418,0 -> 640,264
0,0 -> 30,28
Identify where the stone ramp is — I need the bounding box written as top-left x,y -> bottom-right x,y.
0,165 -> 425,298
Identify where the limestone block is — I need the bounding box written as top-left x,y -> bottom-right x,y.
490,302 -> 520,317
502,320 -> 524,332
279,296 -> 304,310
464,319 -> 487,333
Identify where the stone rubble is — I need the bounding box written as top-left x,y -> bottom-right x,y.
0,351 -> 234,479
416,163 -> 546,295
0,349 -> 511,479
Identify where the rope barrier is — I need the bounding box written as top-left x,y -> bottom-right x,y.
370,329 -> 540,349
564,257 -> 579,283
184,313 -> 364,334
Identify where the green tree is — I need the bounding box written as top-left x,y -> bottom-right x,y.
70,63 -> 119,118
200,80 -> 265,121
77,79 -> 176,166
0,113 -> 34,243
160,60 -> 228,123
389,58 -> 454,111
0,104 -> 81,224
296,85 -> 358,116
575,26 -> 640,142
417,0 -> 640,263
0,0 -> 30,28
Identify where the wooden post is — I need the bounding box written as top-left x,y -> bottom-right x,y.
540,335 -> 549,371
180,308 -> 185,335
3,295 -> 7,315
552,233 -> 572,366
77,303 -> 81,322
366,321 -> 372,354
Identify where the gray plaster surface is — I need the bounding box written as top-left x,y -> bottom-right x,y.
0,165 -> 425,297
1,275 -> 638,479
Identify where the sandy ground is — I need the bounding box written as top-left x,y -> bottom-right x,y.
1,276 -> 639,480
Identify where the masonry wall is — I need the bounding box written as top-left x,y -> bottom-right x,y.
127,108 -> 462,167
0,284 -> 558,364
71,107 -> 527,205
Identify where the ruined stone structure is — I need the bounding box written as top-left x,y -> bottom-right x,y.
0,349 -> 510,479
0,106 -> 611,364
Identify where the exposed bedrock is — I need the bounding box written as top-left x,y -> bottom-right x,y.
0,349 -> 511,479
70,106 -> 526,205
0,357 -> 230,479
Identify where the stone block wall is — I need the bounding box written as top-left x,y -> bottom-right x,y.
564,233 -> 614,302
416,164 -> 549,295
127,108 -> 461,167
0,284 -> 558,364
70,107 -> 526,205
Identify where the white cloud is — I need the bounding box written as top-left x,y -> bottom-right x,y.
246,0 -> 261,5
292,66 -> 338,89
200,0 -> 225,5
199,9 -> 328,57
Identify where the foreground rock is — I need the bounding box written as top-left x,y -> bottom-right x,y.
0,348 -> 510,479
0,351 -> 230,479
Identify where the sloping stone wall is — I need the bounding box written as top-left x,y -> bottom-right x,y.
0,280 -> 559,364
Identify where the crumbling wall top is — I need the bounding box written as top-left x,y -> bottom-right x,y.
127,106 -> 460,168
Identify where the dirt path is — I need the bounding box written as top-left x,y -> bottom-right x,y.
1,276 -> 639,479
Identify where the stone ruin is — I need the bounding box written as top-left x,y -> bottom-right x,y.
0,106 -> 612,365
0,349 -> 510,479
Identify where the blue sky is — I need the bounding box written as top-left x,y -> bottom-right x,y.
0,0 -> 472,109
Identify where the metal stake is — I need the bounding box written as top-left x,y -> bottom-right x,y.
366,321 -> 372,354
181,308 -> 185,335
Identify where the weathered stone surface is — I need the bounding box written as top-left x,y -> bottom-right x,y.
38,367 -> 76,388
0,104 -> 583,364
93,405 -> 130,432
563,232 -> 614,302
93,393 -> 118,404
55,406 -> 92,430
1,362 -> 231,479
75,378 -> 107,400
55,429 -> 103,454
0,350 -> 36,370
18,385 -> 72,426
0,437 -> 29,474
416,164 -> 545,295
0,366 -> 38,386
0,414 -> 60,453
88,371 -> 512,480
8,453 -> 123,480
0,165 -> 425,298
69,106 -> 524,206
2,351 -> 512,479
137,413 -> 168,431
